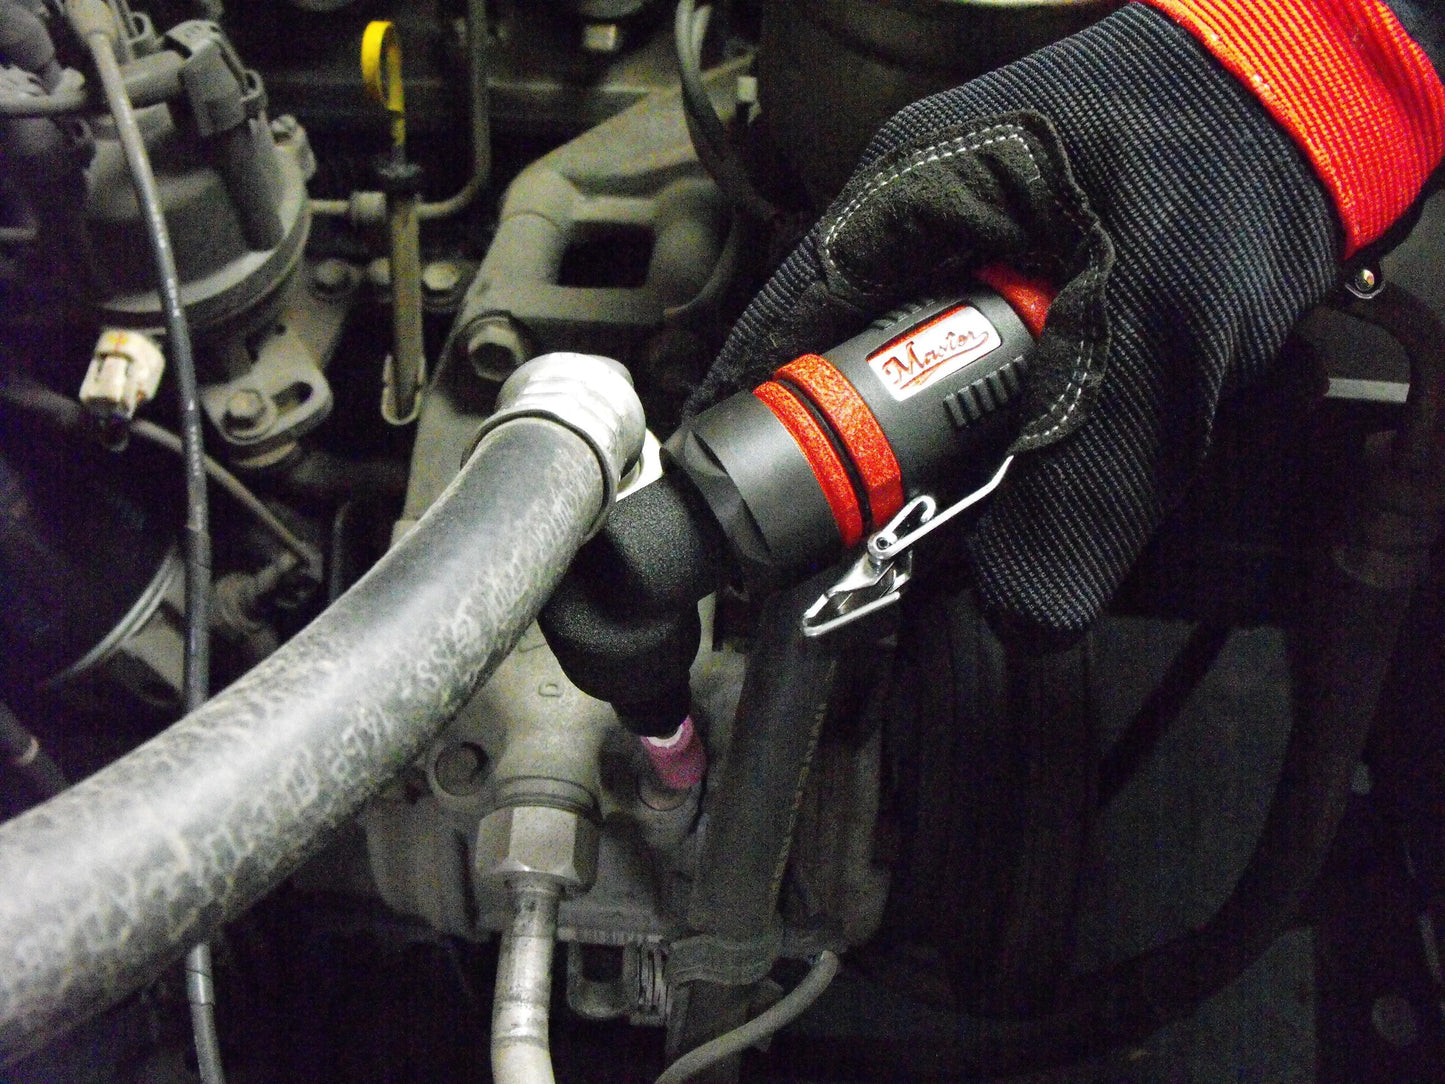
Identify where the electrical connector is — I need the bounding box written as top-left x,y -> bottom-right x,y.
79,329 -> 165,420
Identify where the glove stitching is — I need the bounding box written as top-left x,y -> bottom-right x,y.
820,125 -> 1042,288
1028,339 -> 1093,442
822,121 -> 1100,446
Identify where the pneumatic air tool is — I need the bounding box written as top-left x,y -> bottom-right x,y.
540,270 -> 1051,783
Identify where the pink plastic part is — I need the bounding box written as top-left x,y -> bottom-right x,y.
640,716 -> 707,791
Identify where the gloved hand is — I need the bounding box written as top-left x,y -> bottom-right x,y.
690,0 -> 1445,638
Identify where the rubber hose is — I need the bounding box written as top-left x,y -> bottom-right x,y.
672,0 -> 776,222
666,574 -> 837,1083
0,417 -> 607,1064
0,701 -> 65,801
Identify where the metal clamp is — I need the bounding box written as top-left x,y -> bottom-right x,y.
801,456 -> 1013,638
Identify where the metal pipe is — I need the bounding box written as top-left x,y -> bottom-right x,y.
382,190 -> 425,423
0,352 -> 642,1062
312,0 -> 490,224
491,876 -> 562,1084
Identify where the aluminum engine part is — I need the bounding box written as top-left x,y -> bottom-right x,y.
399,66 -> 733,532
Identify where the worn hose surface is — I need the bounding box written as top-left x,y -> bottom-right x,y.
0,418 -> 606,1063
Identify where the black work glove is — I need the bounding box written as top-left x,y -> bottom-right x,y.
690,2 -> 1434,638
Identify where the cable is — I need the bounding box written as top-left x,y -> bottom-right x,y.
130,420 -> 321,576
76,8 -> 222,1081
1097,623 -> 1231,807
655,951 -> 841,1084
77,2 -> 210,714
0,379 -> 322,576
0,84 -> 86,116
0,700 -> 66,801
672,0 -> 777,223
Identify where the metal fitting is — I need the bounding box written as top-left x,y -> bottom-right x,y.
468,353 -> 646,537
582,22 -> 623,53
464,314 -> 531,382
1348,265 -> 1385,301
222,388 -> 269,434
475,804 -> 600,894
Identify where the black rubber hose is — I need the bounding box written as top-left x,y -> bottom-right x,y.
666,573 -> 838,1083
672,0 -> 776,223
1097,623 -> 1232,808
0,701 -> 66,802
0,417 -> 607,1064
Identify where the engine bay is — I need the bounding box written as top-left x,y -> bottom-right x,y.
2,2 -> 1444,1081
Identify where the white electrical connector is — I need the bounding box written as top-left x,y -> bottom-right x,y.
79,329 -> 166,419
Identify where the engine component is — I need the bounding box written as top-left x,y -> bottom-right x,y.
758,0 -> 1121,207
0,414 -> 185,707
400,67 -> 731,536
78,328 -> 165,423
84,22 -> 311,337
360,19 -> 427,424
0,353 -> 645,1063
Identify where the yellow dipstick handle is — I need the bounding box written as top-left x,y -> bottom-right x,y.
361,20 -> 406,154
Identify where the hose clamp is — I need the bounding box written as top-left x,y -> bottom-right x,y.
468,353 -> 646,538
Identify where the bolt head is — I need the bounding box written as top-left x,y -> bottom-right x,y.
223,388 -> 267,431
421,261 -> 463,299
311,258 -> 354,298
434,742 -> 488,797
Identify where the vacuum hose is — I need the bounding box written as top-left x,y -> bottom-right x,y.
0,356 -> 644,1064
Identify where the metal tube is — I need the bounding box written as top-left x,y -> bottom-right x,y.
492,876 -> 561,1084
312,0 -> 490,224
383,190 -> 425,423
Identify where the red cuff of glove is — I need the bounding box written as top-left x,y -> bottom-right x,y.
1140,0 -> 1445,256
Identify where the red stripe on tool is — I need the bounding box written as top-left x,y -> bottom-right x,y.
973,265 -> 1056,339
753,381 -> 865,547
776,354 -> 905,529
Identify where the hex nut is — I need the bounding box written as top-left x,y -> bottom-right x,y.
475,805 -> 600,893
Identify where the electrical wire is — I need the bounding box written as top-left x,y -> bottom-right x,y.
78,11 -> 223,1083
79,8 -> 210,715
130,420 -> 321,576
0,84 -> 86,115
0,379 -> 320,576
672,0 -> 777,223
654,951 -> 841,1084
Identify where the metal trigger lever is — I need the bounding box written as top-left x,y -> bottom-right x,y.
800,456 -> 1014,638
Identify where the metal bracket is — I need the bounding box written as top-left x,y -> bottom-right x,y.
800,456 -> 1013,638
